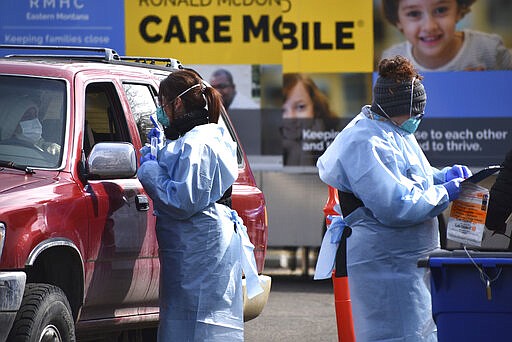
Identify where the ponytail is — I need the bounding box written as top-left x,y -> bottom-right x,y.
204,85 -> 224,124
160,69 -> 226,125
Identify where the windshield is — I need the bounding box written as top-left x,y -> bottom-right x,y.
0,75 -> 66,168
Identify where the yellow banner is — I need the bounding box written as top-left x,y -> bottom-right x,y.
282,0 -> 373,73
125,0 -> 373,71
125,0 -> 282,65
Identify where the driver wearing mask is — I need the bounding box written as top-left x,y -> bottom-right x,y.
1,98 -> 60,156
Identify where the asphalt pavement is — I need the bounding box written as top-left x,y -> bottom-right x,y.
245,252 -> 339,342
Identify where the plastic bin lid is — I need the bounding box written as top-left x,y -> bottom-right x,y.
418,249 -> 512,268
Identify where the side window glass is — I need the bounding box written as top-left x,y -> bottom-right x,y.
0,76 -> 66,168
121,83 -> 157,146
218,113 -> 243,167
84,82 -> 130,156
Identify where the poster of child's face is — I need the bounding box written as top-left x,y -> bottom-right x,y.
374,0 -> 512,71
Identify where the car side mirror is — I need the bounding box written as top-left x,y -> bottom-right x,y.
87,142 -> 137,179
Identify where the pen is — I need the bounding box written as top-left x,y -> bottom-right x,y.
150,115 -> 159,128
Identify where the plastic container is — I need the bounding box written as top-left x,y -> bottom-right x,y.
419,250 -> 512,341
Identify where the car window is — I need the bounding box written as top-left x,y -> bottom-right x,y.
0,75 -> 66,168
218,113 -> 243,167
121,83 -> 158,146
84,82 -> 131,157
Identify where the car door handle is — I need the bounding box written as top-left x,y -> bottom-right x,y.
135,195 -> 150,211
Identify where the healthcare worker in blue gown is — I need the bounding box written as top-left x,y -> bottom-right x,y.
317,55 -> 471,341
138,69 -> 262,341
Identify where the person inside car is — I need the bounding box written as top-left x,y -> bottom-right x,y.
0,97 -> 60,156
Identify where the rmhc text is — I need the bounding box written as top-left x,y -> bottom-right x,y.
139,14 -> 356,50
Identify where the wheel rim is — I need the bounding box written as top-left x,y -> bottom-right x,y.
39,324 -> 63,342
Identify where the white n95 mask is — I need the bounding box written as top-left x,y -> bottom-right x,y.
19,118 -> 43,142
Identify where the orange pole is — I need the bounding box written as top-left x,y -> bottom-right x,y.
323,186 -> 340,222
332,273 -> 355,342
323,186 -> 356,342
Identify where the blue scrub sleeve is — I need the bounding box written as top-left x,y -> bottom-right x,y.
348,140 -> 450,227
138,141 -> 237,220
433,166 -> 448,184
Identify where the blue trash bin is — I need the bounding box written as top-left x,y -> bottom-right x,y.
419,250 -> 512,342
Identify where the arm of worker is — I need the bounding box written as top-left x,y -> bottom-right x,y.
138,127 -> 237,220
347,139 -> 451,227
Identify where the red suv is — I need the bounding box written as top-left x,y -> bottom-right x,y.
0,45 -> 270,341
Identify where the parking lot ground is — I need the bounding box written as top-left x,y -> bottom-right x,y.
245,248 -> 339,342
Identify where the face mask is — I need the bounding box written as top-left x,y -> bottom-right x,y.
19,118 -> 42,142
400,114 -> 423,134
156,106 -> 170,127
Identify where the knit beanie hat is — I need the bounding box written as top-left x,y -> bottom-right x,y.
370,77 -> 426,118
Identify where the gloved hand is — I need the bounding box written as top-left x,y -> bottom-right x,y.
44,142 -> 61,156
445,164 -> 472,182
139,145 -> 155,165
442,177 -> 465,201
148,127 -> 163,145
36,140 -> 61,155
140,152 -> 155,165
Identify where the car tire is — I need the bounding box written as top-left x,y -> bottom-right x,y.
7,283 -> 75,342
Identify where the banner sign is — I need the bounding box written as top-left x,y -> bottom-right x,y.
416,118 -> 511,167
0,1 -> 510,168
282,0 -> 374,73
413,71 -> 512,167
0,0 -> 124,52
125,0 -> 282,65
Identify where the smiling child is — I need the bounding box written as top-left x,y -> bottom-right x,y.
381,0 -> 512,71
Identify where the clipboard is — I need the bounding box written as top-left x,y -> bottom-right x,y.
463,165 -> 503,184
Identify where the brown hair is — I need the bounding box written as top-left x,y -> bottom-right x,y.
382,0 -> 476,26
282,73 -> 336,120
377,55 -> 423,82
158,69 -> 225,124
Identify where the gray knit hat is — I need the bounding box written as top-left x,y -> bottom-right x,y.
370,77 -> 426,118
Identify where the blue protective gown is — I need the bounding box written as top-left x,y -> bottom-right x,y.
317,106 -> 452,342
138,123 -> 245,341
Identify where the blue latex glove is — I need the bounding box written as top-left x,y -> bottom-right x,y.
139,145 -> 155,165
140,152 -> 154,165
148,127 -> 162,144
445,164 -> 472,182
442,177 -> 465,201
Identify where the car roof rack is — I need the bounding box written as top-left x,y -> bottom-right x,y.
0,44 -> 120,61
0,44 -> 183,70
119,56 -> 182,69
